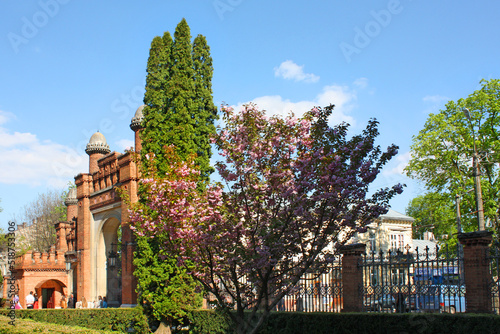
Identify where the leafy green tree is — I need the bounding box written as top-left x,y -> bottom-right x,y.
16,189 -> 66,252
406,192 -> 458,251
405,79 -> 500,237
133,19 -> 216,332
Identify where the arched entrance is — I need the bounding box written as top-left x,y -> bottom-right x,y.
97,217 -> 122,307
34,279 -> 67,309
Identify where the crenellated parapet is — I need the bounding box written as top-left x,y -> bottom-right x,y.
15,248 -> 66,271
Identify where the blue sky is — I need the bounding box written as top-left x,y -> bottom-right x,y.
1,0 -> 499,230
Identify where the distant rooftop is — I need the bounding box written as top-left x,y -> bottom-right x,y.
380,209 -> 414,222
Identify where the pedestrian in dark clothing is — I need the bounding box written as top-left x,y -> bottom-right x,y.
67,293 -> 75,308
102,296 -> 108,308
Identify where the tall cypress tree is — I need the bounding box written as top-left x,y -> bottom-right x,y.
142,32 -> 173,173
134,19 -> 216,330
141,18 -> 217,177
192,34 -> 217,180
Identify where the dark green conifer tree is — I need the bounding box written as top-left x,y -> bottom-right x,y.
141,32 -> 173,172
192,34 -> 217,180
133,19 -> 216,330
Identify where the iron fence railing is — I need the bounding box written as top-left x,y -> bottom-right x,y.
488,243 -> 500,314
204,261 -> 343,312
276,265 -> 342,312
360,245 -> 465,313
204,243 -> 500,314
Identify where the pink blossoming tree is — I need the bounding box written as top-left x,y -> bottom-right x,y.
130,104 -> 403,334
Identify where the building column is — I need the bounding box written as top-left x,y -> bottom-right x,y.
340,243 -> 366,312
458,230 -> 493,313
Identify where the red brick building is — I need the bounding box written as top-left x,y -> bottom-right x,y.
6,106 -> 144,308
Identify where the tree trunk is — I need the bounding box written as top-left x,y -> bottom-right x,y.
154,322 -> 171,334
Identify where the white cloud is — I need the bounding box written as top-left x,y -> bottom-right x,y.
383,151 -> 410,176
274,60 -> 319,83
239,84 -> 357,126
0,111 -> 87,187
423,95 -> 449,104
353,77 -> 369,89
422,95 -> 450,114
0,110 -> 15,126
116,139 -> 134,152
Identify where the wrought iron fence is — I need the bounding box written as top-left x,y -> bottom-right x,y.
360,245 -> 465,313
276,263 -> 342,312
203,261 -> 343,312
488,243 -> 500,314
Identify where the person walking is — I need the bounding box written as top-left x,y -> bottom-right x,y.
81,296 -> 87,309
60,295 -> 67,309
25,291 -> 35,309
67,293 -> 75,308
33,293 -> 39,309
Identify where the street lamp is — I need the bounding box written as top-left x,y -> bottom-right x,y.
65,259 -> 72,272
107,242 -> 119,270
64,251 -> 77,273
462,107 -> 486,231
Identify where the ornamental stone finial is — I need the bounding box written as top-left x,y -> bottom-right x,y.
85,131 -> 111,155
130,105 -> 145,131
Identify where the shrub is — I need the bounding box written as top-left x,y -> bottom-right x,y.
0,307 -> 148,333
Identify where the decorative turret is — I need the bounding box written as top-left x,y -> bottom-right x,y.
64,187 -> 77,221
86,131 -> 110,175
130,105 -> 145,153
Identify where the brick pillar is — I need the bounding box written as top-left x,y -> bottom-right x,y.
75,173 -> 92,303
340,243 -> 366,312
458,230 -> 493,313
55,222 -> 68,252
118,153 -> 139,306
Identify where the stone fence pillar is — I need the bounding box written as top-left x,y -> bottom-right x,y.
340,243 -> 366,312
458,230 -> 493,313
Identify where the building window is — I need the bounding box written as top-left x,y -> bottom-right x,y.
369,231 -> 376,253
390,233 -> 404,251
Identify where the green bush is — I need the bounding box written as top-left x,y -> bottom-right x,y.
188,309 -> 232,334
187,310 -> 500,334
0,308 -> 149,333
5,308 -> 500,333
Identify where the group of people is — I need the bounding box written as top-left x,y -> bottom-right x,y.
73,295 -> 108,309
12,291 -> 40,309
11,291 -> 108,309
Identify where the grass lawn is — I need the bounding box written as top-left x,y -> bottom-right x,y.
0,314 -> 117,334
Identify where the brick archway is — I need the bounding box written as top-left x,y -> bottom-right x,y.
97,217 -> 121,307
34,279 -> 67,309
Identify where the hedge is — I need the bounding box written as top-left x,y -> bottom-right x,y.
0,314 -> 115,334
0,308 -> 149,333
3,308 -> 500,333
188,310 -> 500,334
